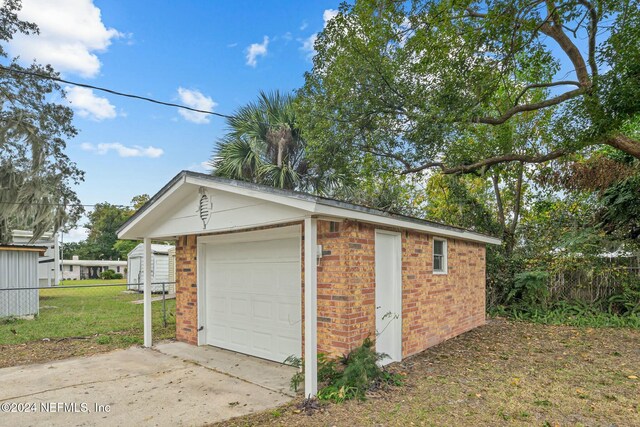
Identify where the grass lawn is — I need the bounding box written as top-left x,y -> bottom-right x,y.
0,282 -> 175,367
216,319 -> 640,427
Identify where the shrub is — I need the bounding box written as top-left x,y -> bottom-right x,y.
99,270 -> 117,280
285,337 -> 403,402
507,270 -> 550,309
113,273 -> 123,280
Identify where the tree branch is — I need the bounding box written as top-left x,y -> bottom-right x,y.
512,80 -> 581,105
474,87 -> 585,125
492,172 -> 506,229
540,2 -> 591,86
401,149 -> 569,175
577,0 -> 599,78
510,162 -> 524,237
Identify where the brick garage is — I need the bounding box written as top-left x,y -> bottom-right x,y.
118,171 -> 499,396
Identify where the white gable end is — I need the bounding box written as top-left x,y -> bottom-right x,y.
123,183 -> 308,239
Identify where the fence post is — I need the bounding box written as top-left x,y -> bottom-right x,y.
162,282 -> 167,328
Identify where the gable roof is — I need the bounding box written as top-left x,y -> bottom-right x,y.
118,170 -> 501,245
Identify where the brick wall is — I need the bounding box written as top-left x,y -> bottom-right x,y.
315,220 -> 486,358
175,235 -> 198,344
174,219 -> 486,360
401,230 -> 486,357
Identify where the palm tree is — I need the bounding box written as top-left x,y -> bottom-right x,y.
210,91 -> 341,193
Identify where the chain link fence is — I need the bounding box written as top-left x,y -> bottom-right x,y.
0,281 -> 176,348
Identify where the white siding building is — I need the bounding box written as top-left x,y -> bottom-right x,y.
0,245 -> 45,318
11,230 -> 59,287
60,256 -> 127,281
127,243 -> 174,292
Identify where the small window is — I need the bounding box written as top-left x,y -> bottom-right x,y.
433,238 -> 447,274
69,265 -> 74,272
117,266 -> 120,273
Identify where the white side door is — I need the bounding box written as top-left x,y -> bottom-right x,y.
375,230 -> 402,364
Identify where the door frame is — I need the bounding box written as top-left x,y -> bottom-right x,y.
374,229 -> 403,364
196,225 -> 302,348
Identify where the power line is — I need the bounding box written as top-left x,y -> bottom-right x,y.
0,201 -> 133,208
0,64 -> 235,120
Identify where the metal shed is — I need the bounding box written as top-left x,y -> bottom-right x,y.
0,245 -> 46,318
127,243 -> 174,292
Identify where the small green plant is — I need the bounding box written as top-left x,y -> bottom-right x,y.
96,335 -> 112,345
285,337 -> 403,402
99,269 -> 117,280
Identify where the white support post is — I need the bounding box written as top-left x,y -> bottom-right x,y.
304,217 -> 318,397
143,237 -> 152,347
53,232 -> 60,286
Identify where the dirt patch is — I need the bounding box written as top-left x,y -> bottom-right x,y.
213,319 -> 640,426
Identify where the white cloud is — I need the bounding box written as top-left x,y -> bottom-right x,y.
301,34 -> 317,59
65,86 -> 116,121
187,161 -> 212,173
323,9 -> 339,25
8,0 -> 121,78
300,9 -> 339,60
300,21 -> 308,31
246,36 -> 269,67
176,87 -> 217,124
81,142 -> 164,158
63,227 -> 89,243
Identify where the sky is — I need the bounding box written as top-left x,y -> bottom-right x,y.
6,0 -> 341,242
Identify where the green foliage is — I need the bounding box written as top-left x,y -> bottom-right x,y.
299,0 -> 640,173
286,338 -> 403,402
211,90 -> 344,195
284,353 -> 339,393
598,174 -> 640,240
0,1 -> 84,243
607,276 -> 640,315
507,270 -> 551,309
83,203 -> 131,259
63,195 -> 148,260
491,301 -> 640,329
112,240 -> 139,260
99,270 -> 122,280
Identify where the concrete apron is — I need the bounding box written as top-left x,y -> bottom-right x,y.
0,344 -> 297,427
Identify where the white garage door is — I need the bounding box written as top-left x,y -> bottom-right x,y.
203,231 -> 301,363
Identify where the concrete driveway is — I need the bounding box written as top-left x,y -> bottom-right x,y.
0,342 -> 296,426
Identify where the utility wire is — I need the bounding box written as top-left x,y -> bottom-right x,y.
0,64 -> 235,120
0,201 -> 133,208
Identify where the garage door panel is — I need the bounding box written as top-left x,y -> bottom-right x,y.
204,234 -> 301,362
252,299 -> 272,320
229,296 -> 250,317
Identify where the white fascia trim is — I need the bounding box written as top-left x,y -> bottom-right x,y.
118,174 -> 187,240
184,175 -> 317,212
313,205 -> 502,245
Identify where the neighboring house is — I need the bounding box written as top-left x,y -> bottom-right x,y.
0,245 -> 46,318
11,230 -> 59,287
61,255 -> 127,280
127,243 -> 174,292
117,170 -> 501,396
